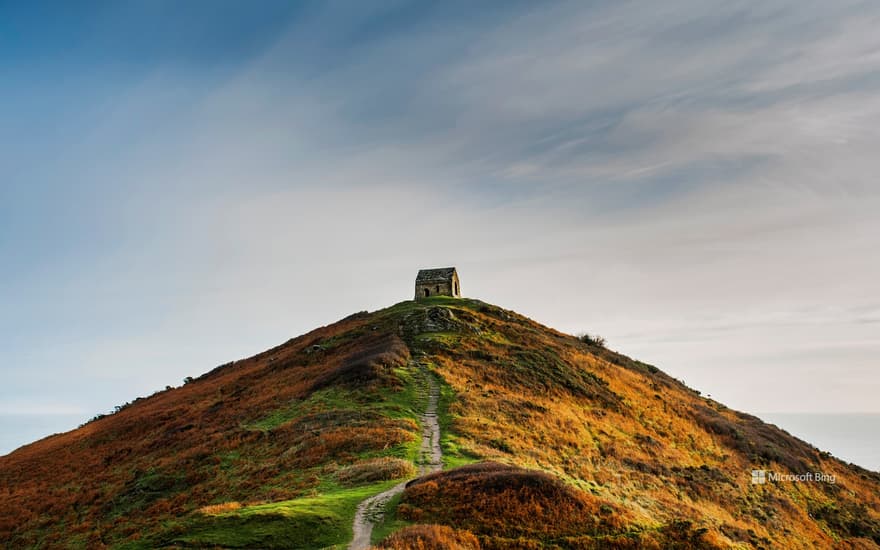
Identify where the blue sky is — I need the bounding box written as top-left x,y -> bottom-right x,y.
2,1 -> 879,457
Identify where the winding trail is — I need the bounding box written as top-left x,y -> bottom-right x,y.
348,363 -> 441,550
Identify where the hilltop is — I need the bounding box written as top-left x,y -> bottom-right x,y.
1,297 -> 879,549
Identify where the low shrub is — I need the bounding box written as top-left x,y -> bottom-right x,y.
377,524 -> 480,549
336,457 -> 415,486
399,462 -> 629,540
575,333 -> 606,348
198,501 -> 242,515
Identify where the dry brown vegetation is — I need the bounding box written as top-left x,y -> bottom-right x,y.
198,501 -> 242,515
1,297 -> 878,549
399,299 -> 880,549
391,462 -> 725,549
0,320 -> 417,547
337,457 -> 417,486
399,462 -> 630,539
376,524 -> 481,549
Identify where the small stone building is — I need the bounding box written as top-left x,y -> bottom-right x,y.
415,267 -> 461,299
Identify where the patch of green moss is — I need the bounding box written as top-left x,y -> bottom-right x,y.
171,480 -> 401,549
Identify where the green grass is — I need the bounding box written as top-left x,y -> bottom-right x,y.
316,327 -> 370,352
433,371 -> 480,469
375,296 -> 487,321
370,491 -> 411,545
246,399 -> 303,432
369,366 -> 477,544
109,467 -> 187,519
245,384 -> 401,433
416,331 -> 462,347
245,385 -> 371,433
182,361 -> 436,547
219,450 -> 242,470
174,480 -> 402,549
370,366 -> 427,464
179,307 -> 477,548
379,366 -> 425,419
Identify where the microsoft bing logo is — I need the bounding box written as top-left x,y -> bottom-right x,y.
748,469 -> 835,485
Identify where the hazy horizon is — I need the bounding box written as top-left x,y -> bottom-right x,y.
2,2 -> 879,459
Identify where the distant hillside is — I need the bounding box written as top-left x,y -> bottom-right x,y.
1,297 -> 878,549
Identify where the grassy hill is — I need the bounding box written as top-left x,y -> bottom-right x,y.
1,297 -> 879,549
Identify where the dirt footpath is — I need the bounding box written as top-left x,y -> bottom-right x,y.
348,364 -> 441,550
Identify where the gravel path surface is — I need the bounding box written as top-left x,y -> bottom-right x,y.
348,364 -> 441,550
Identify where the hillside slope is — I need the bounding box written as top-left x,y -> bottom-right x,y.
1,297 -> 878,549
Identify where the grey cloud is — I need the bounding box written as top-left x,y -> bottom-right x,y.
3,1 -> 880,454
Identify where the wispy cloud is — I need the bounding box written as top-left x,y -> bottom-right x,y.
2,1 -> 880,453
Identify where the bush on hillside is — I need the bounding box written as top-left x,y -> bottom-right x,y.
576,332 -> 607,348
335,457 -> 415,486
399,462 -> 629,540
377,524 -> 480,550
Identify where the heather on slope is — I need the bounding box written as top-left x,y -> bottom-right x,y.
390,299 -> 880,549
1,297 -> 878,549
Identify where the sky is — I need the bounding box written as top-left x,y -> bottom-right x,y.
1,1 -> 879,461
